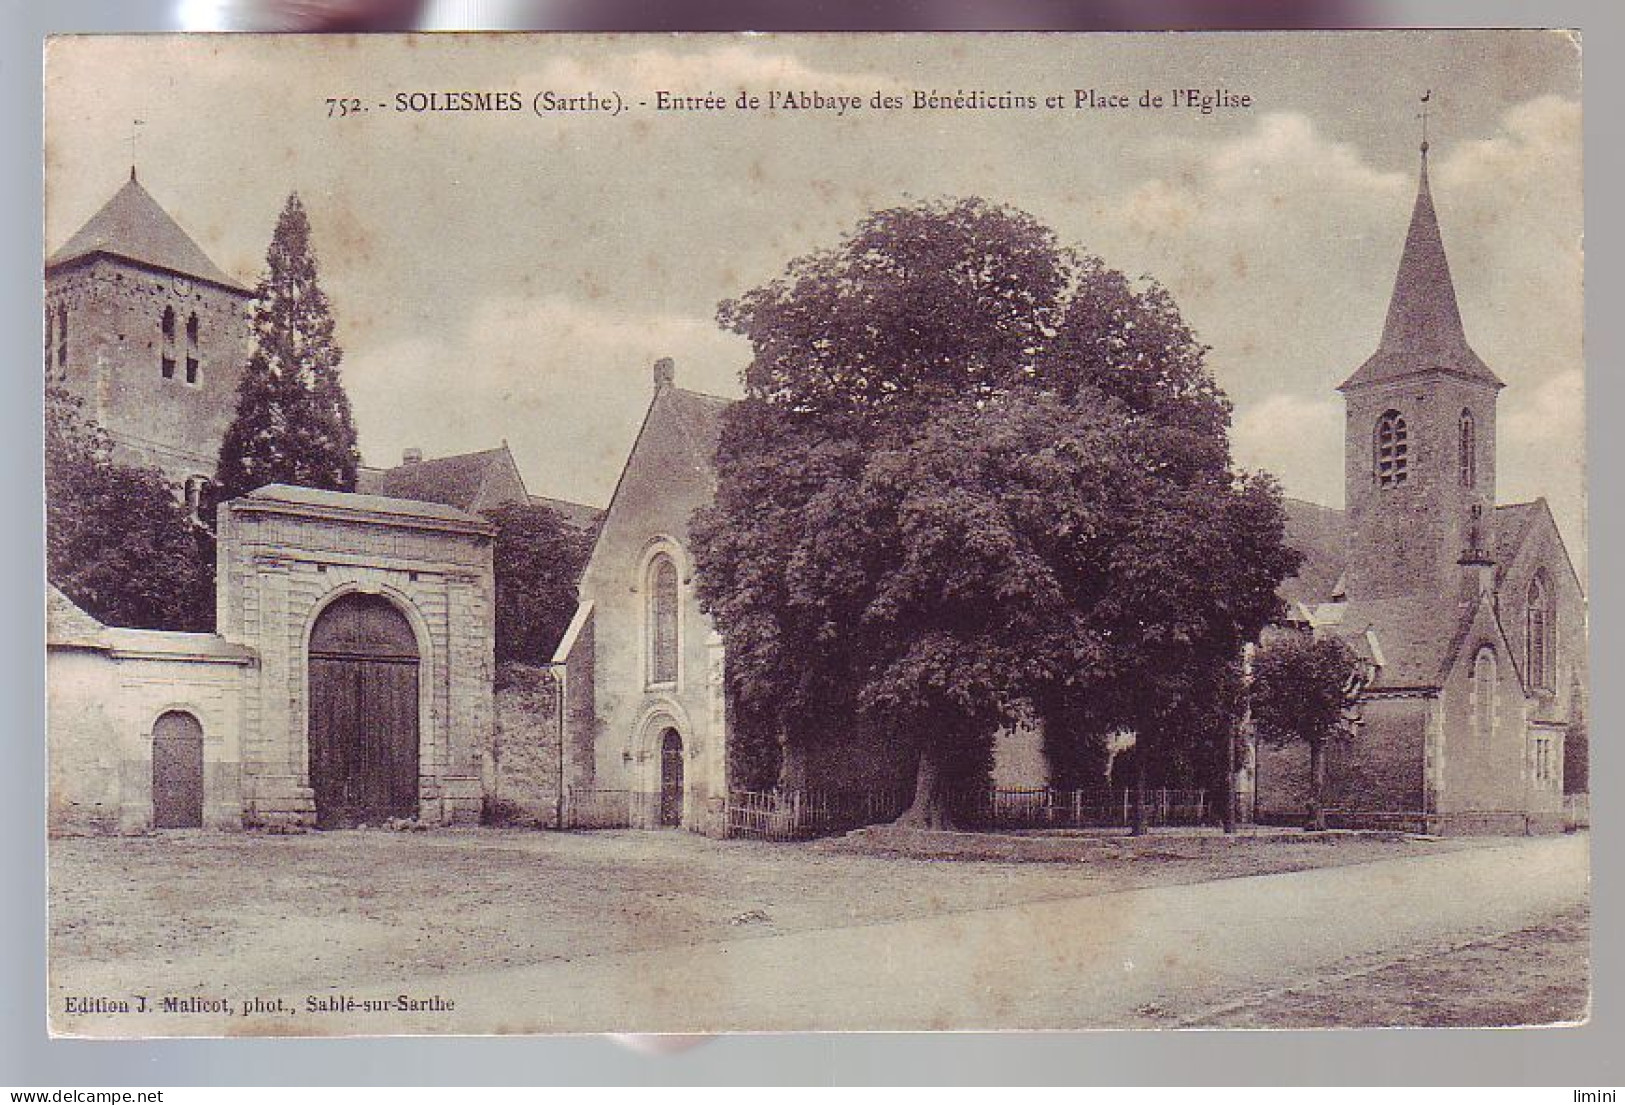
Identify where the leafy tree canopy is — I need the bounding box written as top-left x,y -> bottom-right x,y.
1250,632 -> 1362,750
216,192 -> 359,504
46,385 -> 212,632
485,501 -> 593,665
695,197 -> 1298,826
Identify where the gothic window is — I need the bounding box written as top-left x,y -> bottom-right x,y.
185,313 -> 200,384
1458,409 -> 1476,488
160,306 -> 176,379
1527,572 -> 1554,692
1375,410 -> 1408,487
1472,647 -> 1497,742
56,304 -> 67,370
647,554 -> 680,686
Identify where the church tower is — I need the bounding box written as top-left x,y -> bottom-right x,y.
45,169 -> 254,502
1339,140 -> 1503,619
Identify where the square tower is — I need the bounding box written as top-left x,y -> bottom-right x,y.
45,169 -> 254,495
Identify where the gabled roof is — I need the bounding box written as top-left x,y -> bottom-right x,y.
1339,148 -> 1502,393
356,443 -> 602,530
47,171 -> 250,294
364,446 -> 516,513
579,379 -> 732,583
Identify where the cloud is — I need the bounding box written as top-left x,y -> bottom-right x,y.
344,295 -> 748,504
1231,392 -> 1345,506
1117,112 -> 1407,241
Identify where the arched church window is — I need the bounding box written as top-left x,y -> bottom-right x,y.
56,304 -> 67,371
160,306 -> 176,379
1527,572 -> 1554,692
647,554 -> 680,686
1375,410 -> 1408,487
185,312 -> 200,384
184,475 -> 212,523
1472,647 -> 1497,742
1459,409 -> 1476,488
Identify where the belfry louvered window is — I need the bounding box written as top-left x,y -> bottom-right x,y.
648,554 -> 679,686
1375,410 -> 1408,487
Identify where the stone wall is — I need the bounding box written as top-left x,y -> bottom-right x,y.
486,662 -> 563,825
46,256 -> 251,488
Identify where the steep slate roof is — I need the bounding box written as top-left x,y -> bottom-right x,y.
47,171 -> 250,294
528,494 -> 604,532
1339,149 -> 1502,393
356,444 -> 602,530
1279,498 -> 1348,608
365,446 -> 514,512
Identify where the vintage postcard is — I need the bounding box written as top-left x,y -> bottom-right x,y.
43,31 -> 1586,1036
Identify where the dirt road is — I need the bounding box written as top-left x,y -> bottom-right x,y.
50,829 -> 1587,1035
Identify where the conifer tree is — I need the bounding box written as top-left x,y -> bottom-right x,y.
216,193 -> 359,502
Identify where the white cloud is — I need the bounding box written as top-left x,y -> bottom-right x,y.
344,295 -> 748,504
1231,392 -> 1346,506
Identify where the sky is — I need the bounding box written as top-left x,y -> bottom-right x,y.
44,31 -> 1584,567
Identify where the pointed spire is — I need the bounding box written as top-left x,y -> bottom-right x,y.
1339,142 -> 1502,391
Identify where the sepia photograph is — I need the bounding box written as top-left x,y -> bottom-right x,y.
42,30 -> 1587,1036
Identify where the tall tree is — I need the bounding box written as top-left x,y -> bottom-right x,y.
484,501 -> 593,665
1249,631 -> 1363,831
216,193 -> 359,503
694,197 -> 1299,829
45,385 -> 212,631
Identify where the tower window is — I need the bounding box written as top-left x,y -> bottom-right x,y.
1375,409 -> 1408,487
185,312 -> 200,384
1459,409 -> 1476,487
1472,647 -> 1497,742
1527,572 -> 1554,692
160,306 -> 176,379
56,304 -> 67,370
647,553 -> 680,686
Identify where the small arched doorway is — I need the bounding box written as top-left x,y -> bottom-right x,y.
152,710 -> 204,829
308,593 -> 420,828
658,728 -> 684,828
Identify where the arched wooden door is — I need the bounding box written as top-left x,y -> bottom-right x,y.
659,728 -> 684,827
308,594 -> 420,829
152,710 -> 204,828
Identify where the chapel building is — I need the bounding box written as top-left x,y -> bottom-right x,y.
1254,143 -> 1586,833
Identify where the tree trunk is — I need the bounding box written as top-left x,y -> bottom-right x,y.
778,738 -> 808,792
1222,730 -> 1237,835
893,744 -> 956,831
1307,738 -> 1327,832
1131,748 -> 1148,837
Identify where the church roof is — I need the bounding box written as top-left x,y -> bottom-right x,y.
1279,498 -> 1348,608
1339,148 -> 1502,393
356,444 -> 602,530
47,171 -> 250,294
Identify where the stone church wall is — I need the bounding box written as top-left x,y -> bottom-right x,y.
46,256 -> 251,488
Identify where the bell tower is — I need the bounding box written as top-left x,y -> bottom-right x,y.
1338,135 -> 1503,613
44,168 -> 254,494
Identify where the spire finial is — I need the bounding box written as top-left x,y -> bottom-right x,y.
1417,89 -> 1432,157
128,118 -> 144,179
